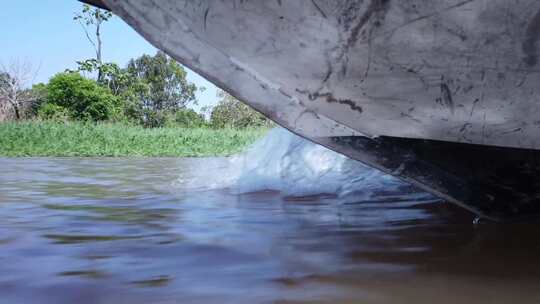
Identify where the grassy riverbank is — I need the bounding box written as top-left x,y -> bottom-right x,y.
0,121 -> 268,157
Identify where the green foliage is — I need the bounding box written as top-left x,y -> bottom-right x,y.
75,59 -> 135,95
73,4 -> 113,26
168,108 -> 206,128
210,90 -> 273,128
0,121 -> 268,157
37,103 -> 70,121
43,72 -> 120,121
140,109 -> 167,128
27,83 -> 48,117
126,51 -> 197,111
72,52 -> 200,127
128,108 -> 206,129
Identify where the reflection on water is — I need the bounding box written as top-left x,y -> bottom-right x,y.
1,157 -> 540,304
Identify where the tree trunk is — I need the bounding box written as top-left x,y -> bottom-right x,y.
13,105 -> 20,120
96,16 -> 103,82
8,100 -> 21,120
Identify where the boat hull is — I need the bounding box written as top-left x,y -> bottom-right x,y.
86,0 -> 540,219
102,0 -> 540,148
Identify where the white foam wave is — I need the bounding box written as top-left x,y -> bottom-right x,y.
175,128 -> 429,202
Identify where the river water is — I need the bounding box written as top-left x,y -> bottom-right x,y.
1,129 -> 540,303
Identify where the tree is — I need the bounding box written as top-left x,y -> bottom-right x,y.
168,108 -> 206,128
67,51 -> 199,127
41,72 -> 120,121
74,4 -> 113,82
126,51 -> 197,112
210,90 -> 272,128
75,59 -> 134,95
0,61 -> 39,120
0,73 -> 10,121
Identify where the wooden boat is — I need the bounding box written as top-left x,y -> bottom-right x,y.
82,0 -> 540,220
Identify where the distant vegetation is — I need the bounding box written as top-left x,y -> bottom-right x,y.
0,4 -> 273,156
0,121 -> 267,157
0,51 -> 272,129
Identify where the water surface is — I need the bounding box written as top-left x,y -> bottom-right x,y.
1,154 -> 540,303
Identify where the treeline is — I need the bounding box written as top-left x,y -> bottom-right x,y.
0,52 -> 272,129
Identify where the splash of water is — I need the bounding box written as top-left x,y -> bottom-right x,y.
176,128 -> 431,201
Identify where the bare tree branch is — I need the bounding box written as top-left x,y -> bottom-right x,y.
78,19 -> 98,58
0,60 -> 39,120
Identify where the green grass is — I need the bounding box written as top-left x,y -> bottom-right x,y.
0,121 -> 268,157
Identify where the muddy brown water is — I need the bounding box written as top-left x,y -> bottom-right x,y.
1,158 -> 540,304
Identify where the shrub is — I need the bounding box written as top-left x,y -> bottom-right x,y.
142,109 -> 167,128
27,83 -> 48,118
44,72 -> 119,121
168,108 -> 206,128
210,91 -> 272,129
38,103 -> 70,121
134,108 -> 206,129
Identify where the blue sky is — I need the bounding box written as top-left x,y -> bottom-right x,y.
0,1 -> 218,111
